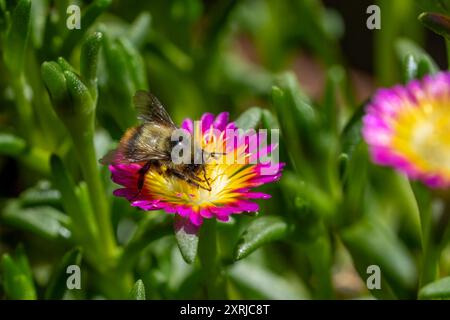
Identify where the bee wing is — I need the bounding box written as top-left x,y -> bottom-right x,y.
99,146 -> 169,165
99,149 -> 123,165
99,148 -> 140,165
133,90 -> 176,128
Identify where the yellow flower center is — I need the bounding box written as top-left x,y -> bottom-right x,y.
142,123 -> 257,210
391,96 -> 450,177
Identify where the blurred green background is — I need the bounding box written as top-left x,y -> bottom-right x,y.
1,0 -> 450,300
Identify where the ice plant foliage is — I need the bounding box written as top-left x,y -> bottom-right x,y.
362,72 -> 450,188
110,112 -> 283,226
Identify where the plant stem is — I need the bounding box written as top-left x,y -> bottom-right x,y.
11,74 -> 34,143
95,268 -> 134,299
420,245 -> 439,289
375,0 -> 418,85
418,194 -> 438,288
419,198 -> 450,289
73,129 -> 117,266
118,215 -> 172,271
198,219 -> 226,299
27,51 -> 65,149
307,224 -> 334,299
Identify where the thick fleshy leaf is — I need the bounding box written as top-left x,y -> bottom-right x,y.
0,132 -> 26,154
402,54 -> 419,83
419,276 -> 450,299
323,65 -> 345,133
174,215 -> 200,264
3,0 -> 31,73
129,279 -> 146,300
117,38 -> 148,90
272,73 -> 320,180
234,216 -> 289,260
235,107 -> 262,130
0,133 -> 49,174
340,142 -> 368,224
14,245 -> 33,281
50,154 -> 98,243
41,61 -> 69,109
127,12 -> 152,48
341,217 -> 417,299
80,32 -> 103,98
29,0 -> 46,48
395,39 -> 439,76
64,70 -> 94,117
99,32 -> 139,129
20,181 -> 61,207
119,215 -> 172,270
45,247 -> 83,300
229,261 -> 309,299
60,0 -> 111,56
274,73 -> 317,138
1,246 -> 36,300
416,0 -> 450,14
261,109 -> 279,130
2,200 -> 71,240
419,12 -> 450,40
340,102 -> 365,158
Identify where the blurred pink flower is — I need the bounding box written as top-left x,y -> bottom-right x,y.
362,72 -> 450,188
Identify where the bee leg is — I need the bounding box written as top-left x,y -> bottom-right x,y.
201,165 -> 212,190
168,168 -> 211,192
210,152 -> 227,158
131,161 -> 152,200
189,172 -> 206,183
201,150 -> 225,164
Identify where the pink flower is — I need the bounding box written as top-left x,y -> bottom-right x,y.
109,112 -> 284,226
362,72 -> 450,188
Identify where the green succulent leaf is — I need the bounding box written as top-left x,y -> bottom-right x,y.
419,276 -> 450,299
419,12 -> 450,40
341,217 -> 417,299
0,133 -> 49,174
261,109 -> 279,130
2,200 -> 71,240
416,0 -> 450,15
174,215 -> 199,264
20,181 -> 61,207
129,279 -> 146,300
81,32 -> 103,98
235,107 -> 263,130
50,155 -> 98,250
396,39 -> 439,76
127,12 -> 152,48
3,0 -> 31,73
64,70 -> 94,116
340,142 -> 368,224
119,215 -> 172,270
402,54 -> 419,83
234,216 -> 289,261
274,73 -> 316,134
60,0 -> 111,56
1,246 -> 36,300
340,102 -> 365,158
41,61 -> 69,109
0,132 -> 26,154
45,247 -> 83,300
229,261 -> 309,299
323,65 -> 345,133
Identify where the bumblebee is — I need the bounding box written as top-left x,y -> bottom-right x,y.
100,91 -> 215,196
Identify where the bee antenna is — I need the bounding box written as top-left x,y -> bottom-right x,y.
201,150 -> 227,163
210,152 -> 227,157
